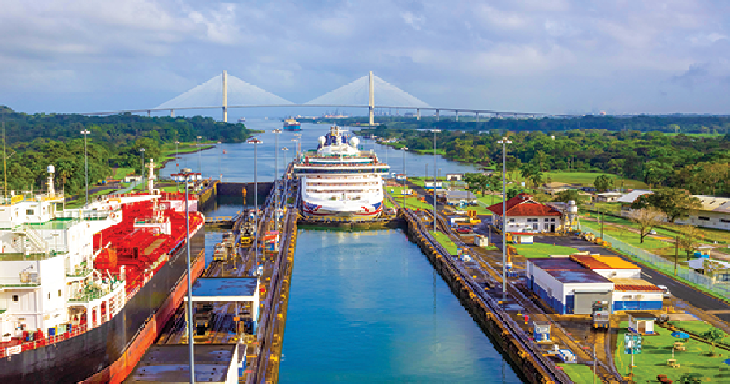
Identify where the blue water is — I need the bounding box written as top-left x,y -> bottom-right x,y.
159,121 -> 479,182
279,228 -> 521,383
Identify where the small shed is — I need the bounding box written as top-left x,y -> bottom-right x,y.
628,313 -> 656,335
509,232 -> 534,244
446,173 -> 463,181
475,235 -> 489,247
533,321 -> 551,342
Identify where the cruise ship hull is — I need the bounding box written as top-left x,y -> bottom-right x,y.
303,201 -> 382,217
0,226 -> 206,384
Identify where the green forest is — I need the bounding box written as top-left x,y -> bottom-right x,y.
320,114 -> 730,135
0,106 -> 257,195
356,125 -> 730,196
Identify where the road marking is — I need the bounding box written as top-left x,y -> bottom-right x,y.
641,272 -> 653,279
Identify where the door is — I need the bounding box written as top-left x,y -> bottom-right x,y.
638,322 -> 646,334
550,224 -> 555,233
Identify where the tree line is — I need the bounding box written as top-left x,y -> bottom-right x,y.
358,125 -> 730,196
0,106 -> 257,195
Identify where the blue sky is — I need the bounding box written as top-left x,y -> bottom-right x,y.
1,0 -> 730,115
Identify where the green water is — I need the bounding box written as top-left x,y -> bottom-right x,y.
278,228 -> 521,383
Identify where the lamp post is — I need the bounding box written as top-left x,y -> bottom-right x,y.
175,141 -> 180,191
196,136 -> 202,176
248,138 -> 262,262
139,148 -> 145,180
273,129 -> 282,230
80,130 -> 90,207
294,133 -> 301,157
497,136 -> 512,300
281,147 -> 289,168
432,129 -> 441,234
170,168 -> 201,384
402,144 -> 407,208
218,141 -> 222,182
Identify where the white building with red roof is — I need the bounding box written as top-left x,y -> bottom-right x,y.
488,193 -> 563,233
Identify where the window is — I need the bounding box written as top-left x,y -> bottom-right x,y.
544,218 -> 549,222
551,218 -> 556,222
509,218 -> 515,223
26,209 -> 34,215
58,289 -> 62,297
721,218 -> 730,223
698,216 -> 710,221
48,293 -> 51,300
12,295 -> 18,302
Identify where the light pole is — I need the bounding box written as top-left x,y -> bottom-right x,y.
248,138 -> 262,262
281,147 -> 289,169
497,136 -> 512,300
175,141 -> 180,191
196,136 -> 202,176
218,141 -> 222,182
273,129 -> 282,230
170,168 -> 201,384
432,129 -> 441,234
294,133 -> 301,157
403,144 -> 407,208
80,130 -> 90,207
139,148 -> 145,179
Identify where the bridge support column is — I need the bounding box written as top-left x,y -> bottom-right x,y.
416,108 -> 420,121
435,109 -> 439,121
147,110 -> 151,117
170,109 -> 175,117
222,70 -> 228,123
476,112 -> 479,123
369,71 -> 375,126
455,110 -> 458,122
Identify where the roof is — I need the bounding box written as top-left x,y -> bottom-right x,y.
191,277 -> 258,297
616,190 -> 653,203
693,195 -> 730,213
530,258 -> 588,271
124,344 -> 236,383
628,313 -> 656,320
437,190 -> 477,199
609,278 -> 662,292
546,269 -> 612,284
487,194 -> 562,217
570,255 -> 640,270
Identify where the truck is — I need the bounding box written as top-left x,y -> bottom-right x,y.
592,301 -> 610,329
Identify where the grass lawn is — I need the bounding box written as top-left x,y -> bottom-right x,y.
579,220 -> 674,256
414,148 -> 446,156
614,321 -> 730,383
541,172 -> 649,189
429,230 -> 458,255
512,243 -> 579,258
112,167 -> 134,180
385,187 -> 436,210
667,321 -> 714,336
556,363 -> 599,383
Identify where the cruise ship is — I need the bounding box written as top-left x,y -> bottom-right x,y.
293,126 -> 389,217
0,162 -> 205,383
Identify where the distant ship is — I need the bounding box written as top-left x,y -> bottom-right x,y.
294,126 -> 389,217
283,119 -> 302,131
237,117 -> 246,123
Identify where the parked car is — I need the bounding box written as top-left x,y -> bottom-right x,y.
456,227 -> 473,234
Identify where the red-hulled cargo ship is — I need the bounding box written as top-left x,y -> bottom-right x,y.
0,192 -> 206,384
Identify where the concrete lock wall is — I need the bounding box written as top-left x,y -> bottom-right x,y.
216,182 -> 274,206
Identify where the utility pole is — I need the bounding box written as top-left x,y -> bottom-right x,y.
81,130 -> 90,207
498,136 -> 512,301
433,129 -> 440,234
674,235 -> 679,276
273,129 -> 282,230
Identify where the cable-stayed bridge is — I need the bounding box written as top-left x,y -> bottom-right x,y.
81,71 -> 543,122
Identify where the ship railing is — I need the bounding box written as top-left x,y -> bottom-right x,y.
0,324 -> 90,359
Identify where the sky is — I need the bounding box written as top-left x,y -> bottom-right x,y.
2,0 -> 730,115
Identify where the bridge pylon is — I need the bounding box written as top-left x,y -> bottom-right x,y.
369,71 -> 375,126
222,70 -> 228,123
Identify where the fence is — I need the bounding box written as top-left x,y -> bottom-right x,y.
580,226 -> 730,299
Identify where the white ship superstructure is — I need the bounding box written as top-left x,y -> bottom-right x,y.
293,126 -> 389,217
0,166 -> 127,340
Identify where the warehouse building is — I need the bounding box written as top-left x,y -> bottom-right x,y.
527,255 -> 663,314
527,258 -> 613,315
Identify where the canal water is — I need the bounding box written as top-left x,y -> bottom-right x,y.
278,228 -> 520,383
159,120 -> 479,182
188,123 -> 518,383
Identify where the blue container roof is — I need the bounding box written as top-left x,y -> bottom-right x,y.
192,277 -> 258,296
530,258 -> 585,271
546,269 -> 610,284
